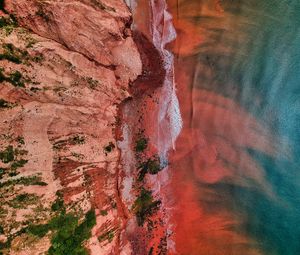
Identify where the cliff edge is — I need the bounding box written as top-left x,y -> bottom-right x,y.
0,0 -> 141,254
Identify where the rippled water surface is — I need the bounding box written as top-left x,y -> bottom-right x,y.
130,1 -> 300,254
166,1 -> 300,254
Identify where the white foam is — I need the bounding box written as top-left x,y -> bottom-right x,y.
149,1 -> 182,252
149,0 -> 183,157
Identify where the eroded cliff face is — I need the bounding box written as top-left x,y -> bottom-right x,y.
0,0 -> 141,254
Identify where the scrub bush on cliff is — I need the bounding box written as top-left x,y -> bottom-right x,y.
48,210 -> 96,255
132,188 -> 161,226
0,0 -> 6,13
27,204 -> 96,255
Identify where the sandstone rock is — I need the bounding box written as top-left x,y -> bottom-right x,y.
0,0 -> 142,254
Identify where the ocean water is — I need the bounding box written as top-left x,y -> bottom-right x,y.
165,0 -> 300,254
127,0 -> 300,254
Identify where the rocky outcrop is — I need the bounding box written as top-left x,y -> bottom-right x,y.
0,0 -> 141,254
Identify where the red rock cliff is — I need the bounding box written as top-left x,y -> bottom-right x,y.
0,0 -> 141,254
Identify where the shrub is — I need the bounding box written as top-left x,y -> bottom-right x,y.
86,77 -> 99,90
98,229 -> 114,243
8,171 -> 19,177
0,167 -> 5,178
27,224 -> 50,237
0,44 -> 29,64
0,68 -> 25,88
104,142 -> 115,153
11,159 -> 28,170
0,68 -> 5,82
0,175 -> 47,188
138,157 -> 165,181
0,0 -> 6,13
71,135 -> 85,145
16,136 -> 25,145
51,198 -> 64,212
84,210 -> 96,228
0,145 -> 14,163
53,135 -> 85,150
0,15 -> 17,35
9,193 -> 39,208
0,44 -> 21,64
135,137 -> 148,152
36,8 -> 50,22
0,98 -> 10,108
9,71 -> 24,87
48,210 -> 96,255
100,210 -> 108,216
147,158 -> 161,174
0,17 -> 9,27
15,193 -> 28,202
132,188 -> 161,226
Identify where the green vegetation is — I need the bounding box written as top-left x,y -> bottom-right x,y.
91,0 -> 116,12
0,167 -> 5,179
53,135 -> 85,150
132,188 -> 161,226
86,77 -> 99,90
147,158 -> 163,174
25,38 -> 37,49
0,0 -> 6,13
32,53 -> 44,63
36,7 -> 50,22
28,209 -> 96,255
0,15 -> 17,35
9,70 -> 24,87
26,192 -> 96,254
0,98 -> 13,108
11,159 -> 28,170
15,193 -> 30,202
8,171 -> 19,177
0,146 -> 28,177
48,214 -> 80,254
0,68 -> 25,87
138,157 -> 165,181
30,87 -> 42,92
26,191 -> 96,255
9,193 -> 39,208
16,136 -> 25,145
0,42 -> 37,65
0,43 -> 28,64
98,229 -> 115,243
51,198 -> 64,212
71,135 -> 85,145
100,210 -> 108,216
104,142 -> 115,153
0,175 -> 47,188
135,137 -> 148,152
0,225 -> 4,234
0,145 -> 14,163
148,247 -> 154,255
14,148 -> 28,156
0,98 -> 8,108
27,223 -> 50,238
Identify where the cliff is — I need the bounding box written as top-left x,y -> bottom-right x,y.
0,0 -> 141,254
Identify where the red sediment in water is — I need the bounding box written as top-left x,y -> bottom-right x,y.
122,0 -> 279,254
167,65 -> 270,255
162,1 -> 279,254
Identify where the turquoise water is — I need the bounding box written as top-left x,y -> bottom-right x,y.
169,0 -> 300,254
